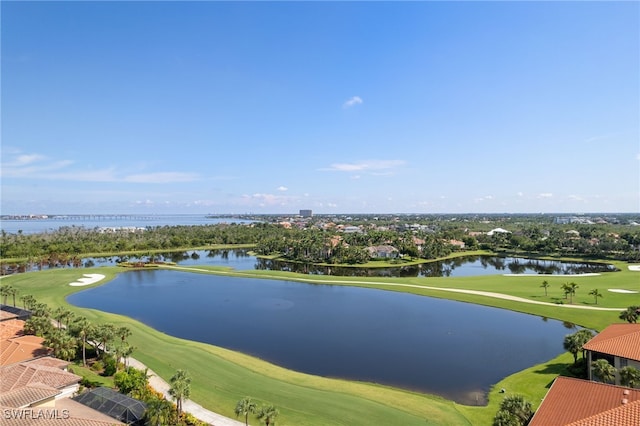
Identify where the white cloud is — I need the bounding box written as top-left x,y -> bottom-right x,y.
343,96 -> 363,108
321,159 -> 405,173
277,186 -> 288,191
1,150 -> 199,183
537,193 -> 553,198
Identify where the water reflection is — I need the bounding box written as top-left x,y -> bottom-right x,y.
5,249 -> 617,277
254,255 -> 616,277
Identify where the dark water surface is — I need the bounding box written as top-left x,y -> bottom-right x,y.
84,249 -> 615,278
67,269 -> 576,405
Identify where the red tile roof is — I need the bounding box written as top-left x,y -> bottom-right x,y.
0,319 -> 26,339
0,358 -> 81,393
1,335 -> 49,366
567,400 -> 640,426
582,324 -> 640,362
529,376 -> 640,426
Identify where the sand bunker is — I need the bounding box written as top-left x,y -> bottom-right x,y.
628,265 -> 640,271
608,289 -> 639,294
69,273 -> 106,286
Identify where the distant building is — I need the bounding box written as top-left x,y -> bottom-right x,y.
299,209 -> 313,218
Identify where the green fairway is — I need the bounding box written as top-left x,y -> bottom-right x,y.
2,260 -> 638,425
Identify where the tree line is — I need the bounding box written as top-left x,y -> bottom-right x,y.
2,218 -> 639,273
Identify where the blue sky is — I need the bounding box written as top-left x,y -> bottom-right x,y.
2,1 -> 638,215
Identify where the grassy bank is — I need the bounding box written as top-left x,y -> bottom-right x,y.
2,260 -> 638,425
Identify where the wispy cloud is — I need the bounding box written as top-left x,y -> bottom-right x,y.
240,193 -> 297,207
537,193 -> 553,198
584,133 -> 618,144
343,96 -> 363,108
124,172 -> 199,183
1,150 -> 199,183
321,159 -> 405,173
277,186 -> 288,192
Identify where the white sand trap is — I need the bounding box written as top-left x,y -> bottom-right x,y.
69,273 -> 106,286
628,265 -> 640,271
608,289 -> 639,294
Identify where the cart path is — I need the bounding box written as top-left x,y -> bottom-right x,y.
126,357 -> 245,426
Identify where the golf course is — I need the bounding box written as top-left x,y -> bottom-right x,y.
2,256 -> 639,426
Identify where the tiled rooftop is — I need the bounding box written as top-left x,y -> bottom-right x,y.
0,358 -> 81,393
529,376 -> 640,426
1,335 -> 49,366
582,324 -> 640,362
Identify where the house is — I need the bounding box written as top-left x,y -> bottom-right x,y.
0,357 -> 82,402
366,245 -> 399,259
1,319 -> 50,366
582,323 -> 640,385
529,376 -> 640,425
486,228 -> 511,236
0,318 -> 127,425
448,239 -> 466,249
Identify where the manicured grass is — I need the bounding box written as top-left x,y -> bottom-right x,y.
2,259 -> 638,425
69,363 -> 115,388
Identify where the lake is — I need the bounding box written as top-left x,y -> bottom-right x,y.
0,214 -> 253,235
84,249 -> 616,278
67,269 -> 578,405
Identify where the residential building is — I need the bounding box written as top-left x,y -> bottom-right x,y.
529,376 -> 640,425
582,323 -> 640,385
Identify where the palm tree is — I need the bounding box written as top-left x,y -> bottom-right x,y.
567,282 -> 579,304
591,359 -> 616,384
494,395 -> 533,426
256,404 -> 279,426
168,369 -> 191,416
44,329 -> 77,361
540,280 -> 550,297
24,314 -> 53,337
493,408 -> 521,426
70,316 -> 93,367
117,343 -> 135,369
574,329 -> 594,360
53,306 -> 73,329
7,286 -> 18,307
235,397 -> 258,426
0,284 -> 14,305
561,282 -> 571,300
619,306 -> 640,323
619,366 -> 640,388
144,398 -> 176,426
94,323 -> 116,356
563,333 -> 581,364
588,288 -> 603,305
20,294 -> 37,310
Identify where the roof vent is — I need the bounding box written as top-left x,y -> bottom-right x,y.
623,389 -> 630,396
622,398 -> 628,405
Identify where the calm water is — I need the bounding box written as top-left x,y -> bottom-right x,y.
0,214 -> 252,234
83,249 -> 615,278
67,269 -> 576,405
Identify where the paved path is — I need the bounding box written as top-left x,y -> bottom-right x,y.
126,357 -> 245,426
